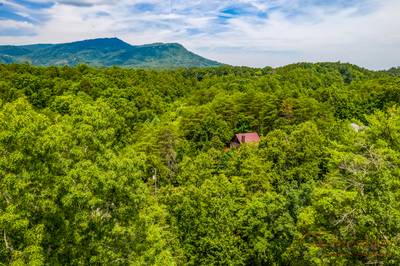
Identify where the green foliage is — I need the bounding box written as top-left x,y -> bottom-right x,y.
0,38 -> 221,68
0,63 -> 400,265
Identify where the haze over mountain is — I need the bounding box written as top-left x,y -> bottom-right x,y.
0,38 -> 222,68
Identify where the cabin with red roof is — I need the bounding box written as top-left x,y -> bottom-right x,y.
230,132 -> 260,148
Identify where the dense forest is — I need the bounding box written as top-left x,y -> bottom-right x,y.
0,38 -> 221,68
1,62 -> 400,265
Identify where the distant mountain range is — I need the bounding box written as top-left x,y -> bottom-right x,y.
0,38 -> 222,68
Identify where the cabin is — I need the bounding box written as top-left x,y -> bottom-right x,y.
230,132 -> 260,148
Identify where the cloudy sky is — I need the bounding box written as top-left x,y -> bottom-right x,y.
0,0 -> 399,69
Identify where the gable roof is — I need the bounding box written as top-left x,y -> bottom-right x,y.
235,132 -> 260,144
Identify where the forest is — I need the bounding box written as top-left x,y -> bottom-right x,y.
1,62 -> 400,265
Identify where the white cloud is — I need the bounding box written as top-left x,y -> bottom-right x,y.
0,20 -> 35,30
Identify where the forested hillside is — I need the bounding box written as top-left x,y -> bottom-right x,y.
1,63 -> 400,265
0,38 -> 222,68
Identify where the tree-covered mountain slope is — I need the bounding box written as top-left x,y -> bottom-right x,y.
0,38 -> 222,68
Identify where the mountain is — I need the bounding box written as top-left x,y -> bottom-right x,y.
0,38 -> 222,68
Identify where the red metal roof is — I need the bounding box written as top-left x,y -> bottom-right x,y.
235,132 -> 260,144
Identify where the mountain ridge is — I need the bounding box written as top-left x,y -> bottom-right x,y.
0,38 -> 222,68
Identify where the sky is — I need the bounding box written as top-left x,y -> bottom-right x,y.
0,0 -> 399,69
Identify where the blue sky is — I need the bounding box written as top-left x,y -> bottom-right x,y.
0,0 -> 399,69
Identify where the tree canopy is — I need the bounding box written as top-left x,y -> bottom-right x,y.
1,62 -> 400,265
